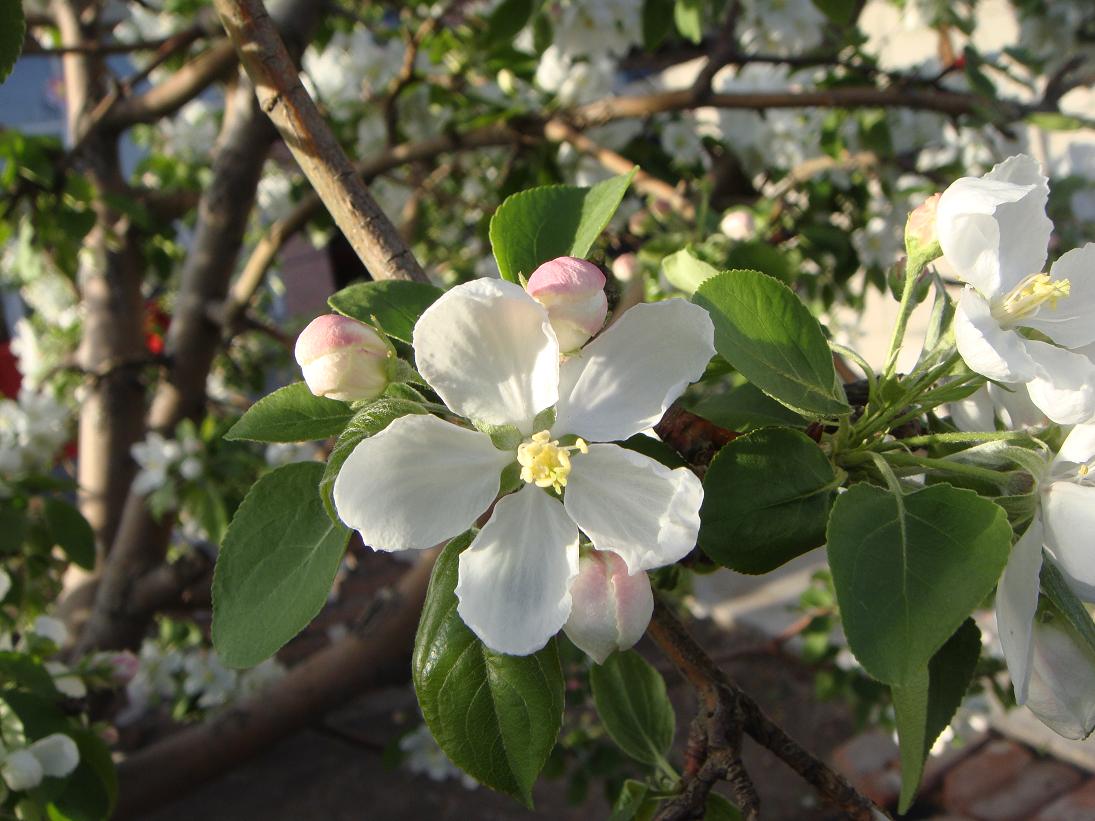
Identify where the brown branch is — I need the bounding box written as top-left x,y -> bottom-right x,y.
20,28 -> 208,55
101,39 -> 238,130
647,600 -> 886,820
113,551 -> 437,818
212,0 -> 428,283
543,120 -> 696,219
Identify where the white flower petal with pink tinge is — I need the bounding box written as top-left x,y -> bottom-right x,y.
413,278 -> 559,433
564,549 -> 653,664
333,414 -> 510,552
564,444 -> 703,574
553,299 -> 714,443
456,485 -> 579,655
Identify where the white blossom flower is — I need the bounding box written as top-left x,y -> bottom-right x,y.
950,382 -> 1047,432
0,568 -> 10,602
0,734 -> 79,792
333,278 -> 714,654
399,723 -> 478,788
996,425 -> 1095,737
32,616 -> 68,647
161,99 -> 221,162
938,155 -> 1095,424
44,661 -> 87,699
131,432 -> 183,495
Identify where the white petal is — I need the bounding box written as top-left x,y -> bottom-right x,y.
456,485 -> 579,655
1021,244 -> 1095,349
412,279 -> 559,432
552,300 -> 714,442
1052,423 -> 1095,471
954,287 -> 1036,382
565,444 -> 702,573
1042,481 -> 1095,600
1025,341 -> 1095,425
996,515 -> 1044,704
937,156 -> 1050,297
333,414 -> 510,551
1,749 -> 43,791
989,382 -> 1048,430
949,384 -> 997,432
27,734 -> 80,778
1026,617 -> 1095,740
984,155 -> 1052,291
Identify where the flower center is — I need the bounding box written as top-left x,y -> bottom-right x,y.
993,273 -> 1070,325
517,430 -> 588,494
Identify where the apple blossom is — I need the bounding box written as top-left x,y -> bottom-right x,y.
294,314 -> 392,403
0,568 -> 9,602
719,209 -> 755,241
1024,616 -> 1095,740
525,257 -> 609,351
937,155 -> 1095,424
904,192 -> 941,268
563,549 -> 654,663
996,425 -> 1095,736
332,278 -> 714,655
0,735 -> 79,792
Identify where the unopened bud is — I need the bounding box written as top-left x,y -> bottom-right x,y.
294,314 -> 391,402
110,650 -> 140,685
564,550 -> 653,664
611,253 -> 639,283
526,257 -> 608,352
719,209 -> 755,241
904,193 -> 942,272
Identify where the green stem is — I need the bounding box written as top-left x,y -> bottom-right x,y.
882,258 -> 924,380
880,451 -> 1007,484
875,430 -> 1031,449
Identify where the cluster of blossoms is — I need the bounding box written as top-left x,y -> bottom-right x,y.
0,389 -> 70,486
0,731 -> 78,797
297,256 -> 714,658
398,723 -> 478,789
131,426 -> 203,498
120,636 -> 284,724
933,154 -> 1095,738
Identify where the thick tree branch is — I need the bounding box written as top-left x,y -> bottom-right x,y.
647,600 -> 885,820
213,0 -> 429,283
113,551 -> 437,818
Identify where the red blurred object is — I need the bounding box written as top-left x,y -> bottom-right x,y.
0,341 -> 21,399
145,299 -> 170,355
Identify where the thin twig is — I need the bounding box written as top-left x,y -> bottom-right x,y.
647,600 -> 886,820
213,0 -> 429,283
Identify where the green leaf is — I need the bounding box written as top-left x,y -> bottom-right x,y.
892,619 -> 980,814
412,533 -> 564,805
694,270 -> 850,419
688,383 -> 806,431
705,793 -> 743,820
0,0 -> 25,85
826,483 -> 1010,685
662,248 -> 718,295
51,729 -> 118,821
0,504 -> 28,555
1041,557 -> 1095,657
1026,112 -> 1088,132
44,498 -> 96,570
0,652 -> 59,694
328,280 -> 443,344
319,398 -> 427,522
642,0 -> 675,50
673,0 -> 704,44
590,650 -> 675,768
489,171 -> 636,282
610,779 -> 652,821
225,382 -> 354,443
483,0 -> 535,45
699,428 -> 836,574
212,462 -> 351,668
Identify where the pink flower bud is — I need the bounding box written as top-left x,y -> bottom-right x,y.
294,314 -> 391,402
525,257 -> 608,351
110,651 -> 140,686
611,253 -> 639,283
564,550 -> 653,664
904,192 -> 942,269
719,209 -> 755,241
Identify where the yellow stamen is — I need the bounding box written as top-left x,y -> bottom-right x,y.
517,431 -> 588,494
995,273 -> 1071,324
